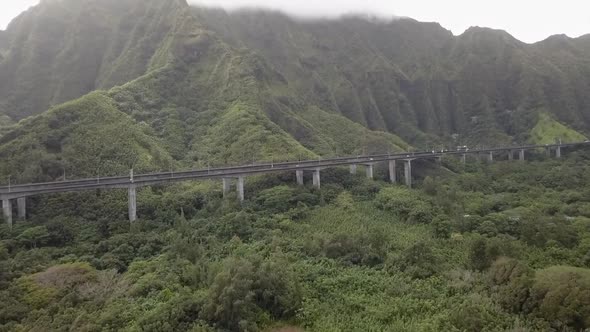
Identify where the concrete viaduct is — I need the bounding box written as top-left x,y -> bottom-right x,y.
1,142 -> 588,226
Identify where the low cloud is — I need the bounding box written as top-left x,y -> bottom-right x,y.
188,0 -> 399,19
0,0 -> 39,30
188,0 -> 590,43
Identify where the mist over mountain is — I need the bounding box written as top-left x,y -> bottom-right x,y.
187,0 -> 401,20
0,0 -> 588,181
194,7 -> 590,139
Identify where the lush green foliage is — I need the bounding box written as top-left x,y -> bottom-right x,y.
2,151 -> 590,331
529,113 -> 587,145
0,92 -> 174,181
1,0 -> 590,330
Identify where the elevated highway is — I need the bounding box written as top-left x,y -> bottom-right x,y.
1,142 -> 588,225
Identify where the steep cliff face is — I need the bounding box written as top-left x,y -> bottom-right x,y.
0,1 -> 588,181
192,8 -> 590,145
0,0 -> 190,119
0,1 -> 409,181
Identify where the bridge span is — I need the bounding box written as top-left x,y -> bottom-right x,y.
1,142 -> 588,226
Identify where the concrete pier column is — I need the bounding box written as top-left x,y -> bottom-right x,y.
366,164 -> 374,180
461,154 -> 466,164
508,150 -> 513,161
350,164 -> 357,175
296,170 -> 304,186
2,199 -> 12,227
404,160 -> 412,188
237,176 -> 245,202
488,152 -> 494,162
222,178 -> 231,197
436,156 -> 442,164
556,146 -> 562,158
389,160 -> 396,183
17,197 -> 26,220
312,169 -> 321,189
128,185 -> 137,222
519,149 -> 525,161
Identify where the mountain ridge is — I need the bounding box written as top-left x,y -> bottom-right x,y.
0,0 -> 410,182
0,0 -> 588,181
192,6 -> 589,143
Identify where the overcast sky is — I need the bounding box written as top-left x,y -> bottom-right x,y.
1,0 -> 589,43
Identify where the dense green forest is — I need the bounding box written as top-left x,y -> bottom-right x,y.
1,150 -> 590,331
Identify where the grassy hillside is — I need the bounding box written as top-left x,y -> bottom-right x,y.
291,106 -> 411,155
529,112 -> 587,145
0,92 -> 174,182
0,115 -> 12,137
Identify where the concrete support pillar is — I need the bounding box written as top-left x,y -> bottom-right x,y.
461,154 -> 466,164
404,160 -> 412,188
389,160 -> 397,183
128,185 -> 137,222
519,149 -> 525,161
556,146 -> 562,158
2,199 -> 12,227
17,197 -> 26,220
366,164 -> 374,180
350,164 -> 357,175
296,170 -> 304,186
436,156 -> 442,164
237,176 -> 245,202
312,169 -> 321,189
508,150 -> 513,161
222,178 -> 231,197
488,152 -> 494,162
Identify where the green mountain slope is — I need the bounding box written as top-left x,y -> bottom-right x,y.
1,0 -> 590,182
0,0 -> 189,119
192,9 -> 590,145
0,92 -> 174,182
529,112 -> 587,145
0,0 -> 409,181
103,24 -> 407,164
